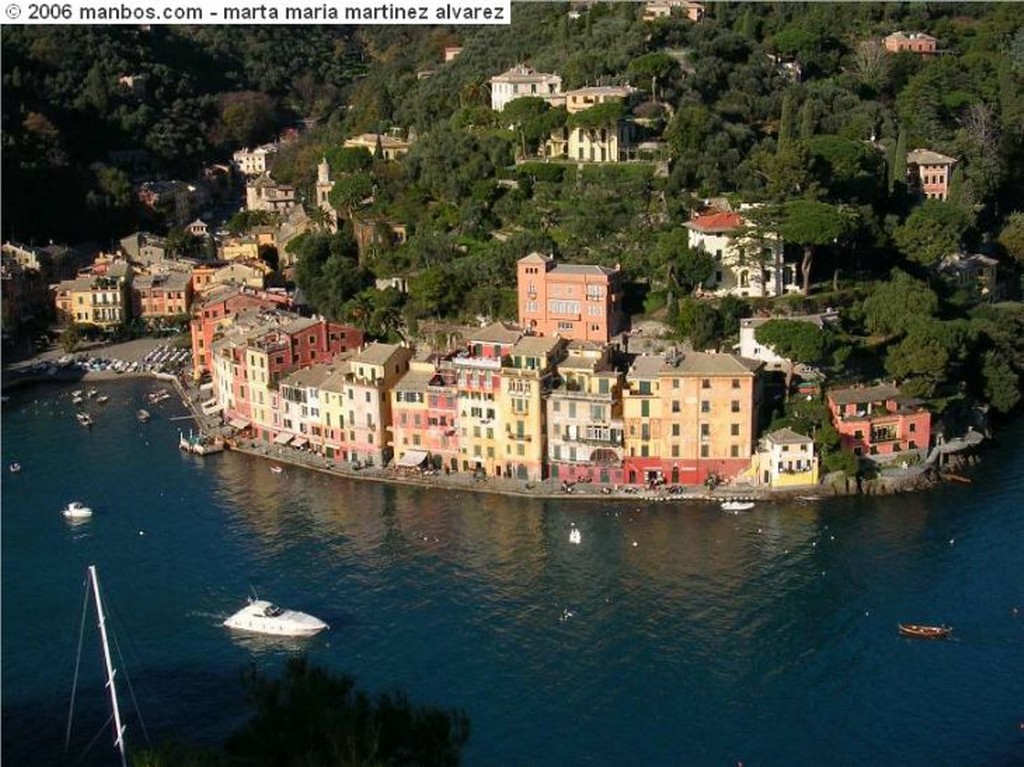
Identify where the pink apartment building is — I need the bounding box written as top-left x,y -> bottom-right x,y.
906,148 -> 957,201
827,383 -> 932,456
517,252 -> 626,344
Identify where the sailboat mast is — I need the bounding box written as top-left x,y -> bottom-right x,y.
88,565 -> 128,767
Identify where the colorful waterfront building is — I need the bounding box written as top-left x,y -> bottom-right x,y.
317,363 -> 353,462
623,351 -> 762,485
751,428 -> 820,488
454,323 -> 521,476
391,358 -> 460,472
516,252 -> 626,343
826,383 -> 931,456
188,285 -> 295,379
499,335 -> 566,481
277,363 -> 338,452
211,311 -> 362,440
547,341 -> 626,485
336,343 -> 414,467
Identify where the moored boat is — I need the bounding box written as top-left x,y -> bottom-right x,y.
62,501 -> 93,519
223,598 -> 328,637
721,501 -> 755,512
137,409 -> 151,422
9,462 -> 22,473
96,395 -> 110,405
76,412 -> 94,428
270,465 -> 283,474
898,623 -> 952,639
179,430 -> 224,455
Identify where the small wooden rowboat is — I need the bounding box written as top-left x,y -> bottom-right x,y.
898,623 -> 952,639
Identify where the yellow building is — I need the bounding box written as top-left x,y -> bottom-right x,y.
220,238 -> 261,262
53,262 -> 133,329
751,428 -> 820,488
455,323 -> 522,476
499,335 -> 565,481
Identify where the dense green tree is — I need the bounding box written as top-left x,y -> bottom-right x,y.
292,227 -> 370,319
883,324 -> 951,398
981,349 -> 1021,414
754,318 -> 831,392
888,126 -> 908,194
675,298 -> 723,350
997,211 -> 1024,264
328,172 -> 374,219
862,270 -> 939,337
778,199 -> 855,294
893,199 -> 973,267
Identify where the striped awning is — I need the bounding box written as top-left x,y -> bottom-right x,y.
292,436 -> 308,448
273,432 -> 293,445
228,417 -> 250,430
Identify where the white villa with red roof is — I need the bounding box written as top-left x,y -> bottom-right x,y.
684,207 -> 799,298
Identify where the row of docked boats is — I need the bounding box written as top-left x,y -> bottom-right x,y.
179,430 -> 225,455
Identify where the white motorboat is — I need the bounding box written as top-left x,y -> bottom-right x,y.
9,462 -> 22,473
721,501 -> 755,513
96,395 -> 110,405
223,598 -> 328,637
76,412 -> 94,428
62,501 -> 93,519
137,409 -> 151,423
569,527 -> 582,545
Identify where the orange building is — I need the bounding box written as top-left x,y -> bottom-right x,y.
622,351 -> 762,485
883,31 -> 937,56
907,148 -> 956,201
133,271 -> 193,323
517,253 -> 626,343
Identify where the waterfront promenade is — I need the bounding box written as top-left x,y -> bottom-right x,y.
3,337 -> 940,503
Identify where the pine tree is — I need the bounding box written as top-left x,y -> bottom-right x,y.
889,126 -> 907,193
778,91 -> 795,151
799,98 -> 816,141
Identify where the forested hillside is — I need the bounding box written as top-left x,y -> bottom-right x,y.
4,3 -> 1024,418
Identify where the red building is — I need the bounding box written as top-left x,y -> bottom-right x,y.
189,286 -> 293,379
827,384 -> 931,456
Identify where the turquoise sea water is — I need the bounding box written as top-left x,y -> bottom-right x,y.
2,378 -> 1023,766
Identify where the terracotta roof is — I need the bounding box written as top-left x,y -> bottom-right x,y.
469,322 -> 522,345
828,384 -> 903,406
765,428 -> 812,445
281,363 -> 339,389
510,335 -> 564,358
907,148 -> 956,166
352,342 -> 405,366
684,211 -> 744,233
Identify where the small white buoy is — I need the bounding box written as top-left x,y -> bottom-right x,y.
632,541 -> 638,547
949,538 -> 955,545
138,530 -> 145,536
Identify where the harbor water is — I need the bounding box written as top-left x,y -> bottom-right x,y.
2,378 -> 1023,766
